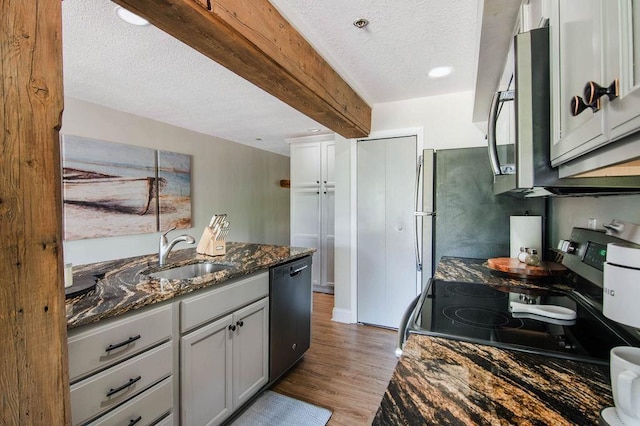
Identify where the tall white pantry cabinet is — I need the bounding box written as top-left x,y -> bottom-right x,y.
289,135 -> 335,294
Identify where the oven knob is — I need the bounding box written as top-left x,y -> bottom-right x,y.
558,240 -> 578,254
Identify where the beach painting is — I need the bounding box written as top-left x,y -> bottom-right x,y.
61,135 -> 159,240
158,150 -> 192,231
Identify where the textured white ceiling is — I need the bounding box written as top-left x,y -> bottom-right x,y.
270,0 -> 479,103
62,0 -> 480,156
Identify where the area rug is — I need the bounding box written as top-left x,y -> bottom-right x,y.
230,390 -> 332,426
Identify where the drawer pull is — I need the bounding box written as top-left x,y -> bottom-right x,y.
128,416 -> 142,426
106,376 -> 141,398
105,335 -> 141,352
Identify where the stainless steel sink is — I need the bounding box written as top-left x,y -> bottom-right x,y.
147,262 -> 232,280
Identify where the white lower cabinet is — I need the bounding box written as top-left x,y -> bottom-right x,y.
180,272 -> 270,426
68,271 -> 270,426
232,298 -> 269,407
88,376 -> 173,426
68,304 -> 175,426
181,314 -> 234,425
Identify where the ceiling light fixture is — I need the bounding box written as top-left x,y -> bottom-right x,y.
428,66 -> 453,78
255,137 -> 263,141
353,18 -> 369,29
115,6 -> 150,26
307,128 -> 321,133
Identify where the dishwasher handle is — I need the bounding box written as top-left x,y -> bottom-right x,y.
289,264 -> 308,277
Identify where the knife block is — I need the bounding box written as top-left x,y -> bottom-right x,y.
196,227 -> 226,256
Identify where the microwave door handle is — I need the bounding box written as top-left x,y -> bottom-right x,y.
487,91 -> 503,176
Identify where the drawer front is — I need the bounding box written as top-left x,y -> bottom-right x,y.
88,377 -> 173,426
180,272 -> 268,333
68,304 -> 173,382
155,413 -> 174,426
70,342 -> 172,425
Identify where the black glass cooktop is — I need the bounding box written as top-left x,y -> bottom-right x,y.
409,280 -> 638,364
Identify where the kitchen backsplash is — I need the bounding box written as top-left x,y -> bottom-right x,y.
549,195 -> 640,245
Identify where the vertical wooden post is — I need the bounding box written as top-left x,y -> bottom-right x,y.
1,0 -> 69,424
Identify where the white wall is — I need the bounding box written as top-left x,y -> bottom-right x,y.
332,134 -> 353,323
371,91 -> 485,149
332,91 -> 485,322
62,98 -> 290,266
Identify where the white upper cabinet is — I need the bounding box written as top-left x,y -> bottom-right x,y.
550,0 -> 607,165
289,135 -> 335,293
291,143 -> 322,187
606,1 -> 640,141
551,0 -> 640,167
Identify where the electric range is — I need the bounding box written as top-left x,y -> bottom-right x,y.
399,228 -> 640,364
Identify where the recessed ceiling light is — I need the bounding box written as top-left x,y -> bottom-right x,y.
115,6 -> 150,26
353,18 -> 369,29
428,66 -> 453,78
307,128 -> 321,133
255,137 -> 263,141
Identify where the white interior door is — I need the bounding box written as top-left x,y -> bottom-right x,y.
356,135 -> 418,328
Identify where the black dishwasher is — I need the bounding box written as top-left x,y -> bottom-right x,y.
269,255 -> 312,383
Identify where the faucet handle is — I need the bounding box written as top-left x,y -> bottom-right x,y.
161,226 -> 177,237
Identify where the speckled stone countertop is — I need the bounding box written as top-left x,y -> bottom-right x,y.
434,256 -> 573,292
66,242 -> 314,329
374,256 -> 612,425
374,335 -> 611,425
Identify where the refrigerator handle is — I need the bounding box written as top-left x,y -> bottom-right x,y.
414,155 -> 423,272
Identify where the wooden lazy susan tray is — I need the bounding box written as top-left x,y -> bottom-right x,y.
487,257 -> 567,279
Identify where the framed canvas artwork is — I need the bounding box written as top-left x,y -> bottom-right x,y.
61,135 -> 192,241
158,150 -> 192,231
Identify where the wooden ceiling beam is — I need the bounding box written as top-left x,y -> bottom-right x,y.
113,0 -> 371,139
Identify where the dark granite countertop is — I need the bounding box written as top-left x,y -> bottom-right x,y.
374,256 -> 611,425
434,256 -> 573,292
374,335 -> 611,425
66,242 -> 314,329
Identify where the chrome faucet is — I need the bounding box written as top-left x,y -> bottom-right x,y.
159,226 -> 195,266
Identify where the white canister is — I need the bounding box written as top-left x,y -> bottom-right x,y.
509,216 -> 542,258
603,244 -> 640,328
64,263 -> 73,288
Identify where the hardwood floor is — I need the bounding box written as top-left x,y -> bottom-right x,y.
271,293 -> 398,425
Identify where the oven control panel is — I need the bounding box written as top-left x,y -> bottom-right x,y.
582,241 -> 608,270
560,228 -> 639,288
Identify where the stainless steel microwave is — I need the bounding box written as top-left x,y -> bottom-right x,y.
487,26 -> 640,197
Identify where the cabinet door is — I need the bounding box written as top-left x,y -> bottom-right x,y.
607,0 -> 640,140
181,315 -> 233,426
232,298 -> 269,408
290,143 -> 321,187
291,188 -> 320,288
321,187 -> 335,290
322,142 -> 335,185
551,0 -> 608,166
